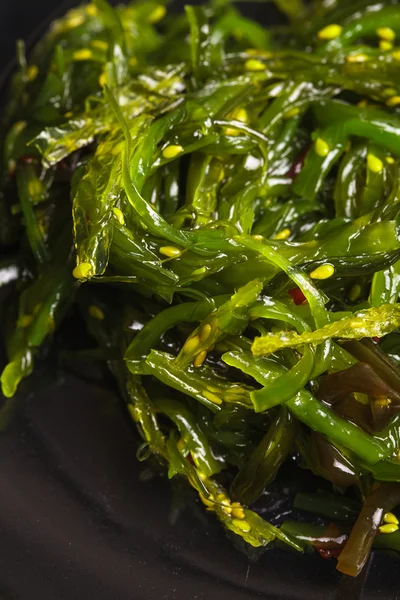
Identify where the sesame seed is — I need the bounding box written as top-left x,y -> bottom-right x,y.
159,246 -> 182,258
317,24 -> 342,40
200,324 -> 212,343
225,127 -> 240,137
112,207 -> 125,225
231,502 -> 246,519
379,523 -> 399,534
182,335 -> 200,355
244,59 -> 265,71
73,48 -> 93,61
91,40 -> 108,51
86,4 -> 98,16
284,107 -> 301,119
162,145 -> 184,159
310,264 -> 335,280
380,40 -> 393,51
384,512 -> 399,525
147,5 -> 166,24
216,493 -> 228,503
387,96 -> 400,107
203,391 -> 223,405
367,153 -> 384,173
231,107 -> 248,123
315,138 -> 330,157
65,14 -> 85,29
192,267 -> 207,276
193,350 -> 207,368
72,262 -> 92,279
274,228 -> 291,240
346,53 -> 369,63
377,27 -> 396,41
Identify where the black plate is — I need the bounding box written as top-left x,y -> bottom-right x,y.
1,2 -> 400,599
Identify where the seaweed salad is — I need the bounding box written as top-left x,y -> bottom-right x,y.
3,0 -> 400,577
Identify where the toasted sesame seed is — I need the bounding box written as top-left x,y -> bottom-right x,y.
387,96 -> 400,107
112,207 -> 125,225
147,5 -> 166,24
317,24 -> 342,40
182,335 -> 200,354
225,127 -> 240,137
192,267 -> 207,276
65,14 -> 85,29
73,48 -> 93,61
72,262 -> 92,279
244,59 -> 265,71
159,246 -> 182,258
315,138 -> 330,157
380,40 -> 393,51
379,523 -> 399,534
203,391 -> 223,405
384,512 -> 399,525
193,350 -> 207,368
200,324 -> 212,343
91,39 -> 108,51
231,107 -> 248,123
162,145 -> 184,159
231,502 -> 246,519
346,53 -> 369,63
310,264 -> 335,280
274,228 -> 291,240
367,153 -> 384,173
284,107 -> 301,119
377,27 -> 396,41
86,4 -> 98,16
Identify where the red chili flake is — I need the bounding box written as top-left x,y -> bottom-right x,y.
372,337 -> 381,343
285,145 -> 311,180
288,287 -> 307,306
315,546 -> 342,560
18,154 -> 39,165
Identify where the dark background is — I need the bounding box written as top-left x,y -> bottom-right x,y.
0,0 -> 67,68
0,1 -> 400,599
